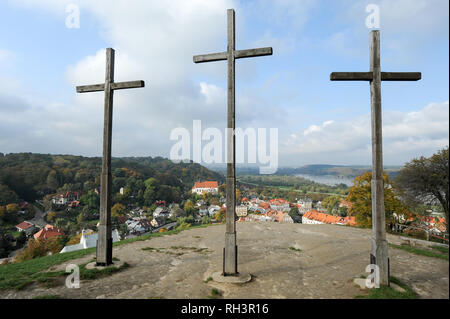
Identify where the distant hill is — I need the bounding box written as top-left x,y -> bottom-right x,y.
206,164 -> 401,179
0,153 -> 224,203
278,164 -> 401,179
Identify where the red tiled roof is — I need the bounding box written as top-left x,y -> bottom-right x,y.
303,210 -> 354,225
16,221 -> 34,230
33,225 -> 64,240
193,181 -> 218,189
339,198 -> 353,208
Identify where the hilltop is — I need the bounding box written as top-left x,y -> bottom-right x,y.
0,153 -> 224,203
0,223 -> 447,299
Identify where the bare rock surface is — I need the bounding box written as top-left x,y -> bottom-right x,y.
1,223 -> 448,299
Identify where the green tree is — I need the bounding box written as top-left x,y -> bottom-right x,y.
322,196 -> 341,215
288,207 -> 300,219
395,147 -> 449,235
0,184 -> 19,206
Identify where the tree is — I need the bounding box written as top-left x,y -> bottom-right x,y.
111,203 -> 126,217
395,147 -> 449,235
15,237 -> 64,262
236,188 -> 242,203
183,200 -> 195,216
288,207 -> 300,219
6,203 -> 19,214
0,184 -> 19,206
322,196 -> 341,215
47,211 -> 57,223
215,208 -> 226,223
346,172 -> 407,228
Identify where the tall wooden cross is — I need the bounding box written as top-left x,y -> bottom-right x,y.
330,30 -> 421,285
193,9 -> 273,276
76,48 -> 145,266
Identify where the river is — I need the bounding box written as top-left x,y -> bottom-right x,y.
296,174 -> 354,187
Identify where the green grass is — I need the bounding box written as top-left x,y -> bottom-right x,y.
355,276 -> 418,299
0,223 -> 216,291
431,245 -> 449,255
204,276 -> 213,283
78,261 -> 129,280
389,243 -> 449,261
207,288 -> 222,299
288,247 -> 302,252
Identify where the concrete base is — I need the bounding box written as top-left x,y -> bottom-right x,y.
86,260 -> 126,270
212,271 -> 251,284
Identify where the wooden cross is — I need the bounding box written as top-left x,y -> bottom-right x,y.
76,48 -> 145,266
194,9 -> 273,276
330,30 -> 421,285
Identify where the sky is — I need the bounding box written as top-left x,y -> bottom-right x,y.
0,0 -> 448,168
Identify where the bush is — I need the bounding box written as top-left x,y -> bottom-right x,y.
15,237 -> 65,262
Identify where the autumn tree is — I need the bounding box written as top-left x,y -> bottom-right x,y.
346,172 -> 407,228
215,208 -> 226,223
395,147 -> 449,235
111,203 -> 126,217
46,211 -> 57,223
15,237 -> 64,262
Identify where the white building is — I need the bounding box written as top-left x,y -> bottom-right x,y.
192,181 -> 219,195
60,229 -> 120,253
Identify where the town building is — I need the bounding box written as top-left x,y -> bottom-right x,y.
60,229 -> 120,253
33,224 -> 64,240
191,181 -> 219,195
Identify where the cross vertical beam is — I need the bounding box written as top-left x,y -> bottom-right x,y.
225,8 -> 237,276
98,48 -> 114,266
76,48 -> 145,266
330,30 -> 421,286
193,9 -> 273,276
369,31 -> 389,287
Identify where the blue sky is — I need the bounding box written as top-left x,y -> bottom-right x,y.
0,0 -> 448,168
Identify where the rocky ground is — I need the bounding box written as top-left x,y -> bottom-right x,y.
0,223 -> 448,299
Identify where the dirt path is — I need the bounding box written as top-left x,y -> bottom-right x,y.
0,223 -> 448,299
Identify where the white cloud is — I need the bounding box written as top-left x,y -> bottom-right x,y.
282,101 -> 449,165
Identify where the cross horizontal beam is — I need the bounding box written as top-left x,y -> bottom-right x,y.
76,80 -> 145,93
193,47 -> 272,63
330,72 -> 421,82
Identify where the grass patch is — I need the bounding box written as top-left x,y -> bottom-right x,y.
142,245 -> 210,256
207,288 -> 222,299
0,223 -> 215,291
79,261 -> 129,280
431,246 -> 449,255
204,276 -> 213,283
288,247 -> 301,252
389,243 -> 449,261
355,276 -> 418,299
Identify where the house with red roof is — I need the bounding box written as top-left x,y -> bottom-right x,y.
52,191 -> 81,205
33,224 -> 64,240
192,181 -> 219,195
302,210 -> 356,226
16,221 -> 35,234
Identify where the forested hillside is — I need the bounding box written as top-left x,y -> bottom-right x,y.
0,153 -> 223,204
